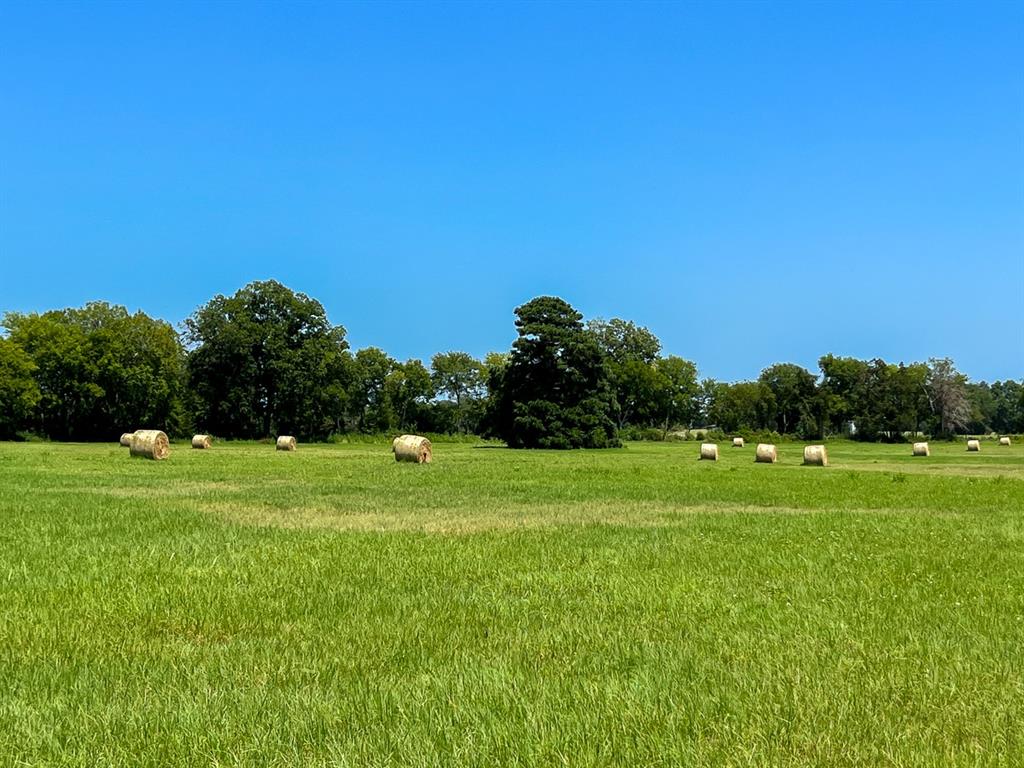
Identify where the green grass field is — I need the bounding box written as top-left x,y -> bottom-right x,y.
1,439 -> 1022,766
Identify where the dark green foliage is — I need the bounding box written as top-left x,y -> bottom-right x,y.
345,349 -> 436,433
488,297 -> 619,448
759,363 -> 817,435
185,281 -> 349,439
431,351 -> 486,433
707,380 -> 777,432
816,355 -> 932,440
587,318 -> 700,432
387,358 -> 435,431
3,303 -> 185,439
989,380 -> 1024,433
964,379 -> 1024,434
0,338 -> 40,438
586,318 -> 661,366
652,356 -> 700,431
0,284 -> 1018,443
349,347 -> 394,433
588,318 -> 660,429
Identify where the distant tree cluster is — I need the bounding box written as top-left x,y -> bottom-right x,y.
702,355 -> 1023,441
1,303 -> 184,440
1,281 -> 1021,444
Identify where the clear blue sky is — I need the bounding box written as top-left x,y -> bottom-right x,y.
1,1 -> 1021,381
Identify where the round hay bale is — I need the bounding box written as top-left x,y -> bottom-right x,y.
755,443 -> 777,464
912,442 -> 930,457
394,434 -> 432,463
276,436 -> 297,452
129,430 -> 170,460
699,443 -> 719,461
803,445 -> 828,466
966,439 -> 980,452
732,437 -> 744,448
999,436 -> 1011,446
191,434 -> 212,449
119,432 -> 134,447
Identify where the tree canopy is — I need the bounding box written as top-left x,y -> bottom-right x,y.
3,303 -> 184,440
487,297 -> 619,448
0,284 -> 1017,444
0,337 -> 40,439
185,280 -> 349,439
431,351 -> 486,433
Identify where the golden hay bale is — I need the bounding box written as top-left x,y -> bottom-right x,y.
912,442 -> 930,457
191,434 -> 212,449
732,437 -> 744,448
755,443 -> 777,464
393,434 -> 432,463
699,443 -> 719,461
803,445 -> 828,466
999,436 -> 1011,446
129,429 -> 170,460
276,436 -> 297,452
966,439 -> 981,452
119,432 -> 134,447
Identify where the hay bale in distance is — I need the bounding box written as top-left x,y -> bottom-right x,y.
119,433 -> 134,447
912,442 -> 930,457
966,439 -> 981,452
393,434 -> 432,463
999,436 -> 1012,446
732,437 -> 744,448
191,434 -> 212,449
700,443 -> 719,461
276,436 -> 297,452
755,443 -> 777,464
129,430 -> 170,460
803,445 -> 828,466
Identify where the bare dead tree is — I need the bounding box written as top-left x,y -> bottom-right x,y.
925,357 -> 971,435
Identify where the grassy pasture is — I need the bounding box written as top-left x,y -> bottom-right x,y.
0,439 -> 1022,766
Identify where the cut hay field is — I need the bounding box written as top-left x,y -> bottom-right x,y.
1,439 -> 1022,766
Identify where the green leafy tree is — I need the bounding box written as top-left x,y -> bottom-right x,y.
988,380 -> 1024,433
431,351 -> 485,433
817,354 -> 869,435
804,387 -> 844,440
588,318 -> 663,429
653,356 -> 700,431
387,359 -> 434,431
817,355 -> 932,440
0,337 -> 41,438
758,363 -> 817,435
695,378 -> 720,427
586,318 -> 661,366
480,352 -> 509,434
2,313 -> 96,439
708,381 -> 777,432
86,304 -> 187,436
488,297 -> 618,449
185,281 -> 349,439
4,303 -> 184,439
608,359 -> 661,429
891,363 -> 931,435
966,382 -> 996,433
348,347 -> 395,432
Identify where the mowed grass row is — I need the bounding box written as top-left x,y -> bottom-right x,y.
0,440 -> 1022,766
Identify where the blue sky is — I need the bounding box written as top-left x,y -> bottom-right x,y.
1,1 -> 1021,381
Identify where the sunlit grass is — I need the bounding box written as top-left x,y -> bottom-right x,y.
0,439 -> 1021,766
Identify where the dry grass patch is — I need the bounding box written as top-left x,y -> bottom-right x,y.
205,498 -> 945,534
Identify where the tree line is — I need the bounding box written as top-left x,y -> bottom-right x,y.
1,280 -> 1021,444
